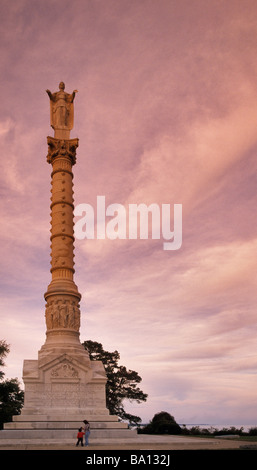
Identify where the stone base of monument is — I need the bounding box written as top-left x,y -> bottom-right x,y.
0,344 -> 137,444
1,413 -> 136,443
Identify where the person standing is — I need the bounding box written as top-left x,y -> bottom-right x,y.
83,420 -> 90,446
76,427 -> 85,447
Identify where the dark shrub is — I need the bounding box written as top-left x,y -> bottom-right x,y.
141,411 -> 182,435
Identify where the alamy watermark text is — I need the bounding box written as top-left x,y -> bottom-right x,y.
74,196 -> 182,251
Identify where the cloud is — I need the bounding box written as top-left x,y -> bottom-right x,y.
125,90 -> 257,211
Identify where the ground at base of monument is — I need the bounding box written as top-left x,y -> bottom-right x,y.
0,434 -> 244,450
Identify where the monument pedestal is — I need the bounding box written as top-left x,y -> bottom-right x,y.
22,344 -> 106,415
1,344 -> 135,441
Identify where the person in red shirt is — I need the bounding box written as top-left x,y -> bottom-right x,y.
76,427 -> 85,447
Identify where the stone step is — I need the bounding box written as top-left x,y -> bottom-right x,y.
13,413 -> 118,422
0,428 -> 137,440
0,436 -> 139,447
4,420 -> 128,430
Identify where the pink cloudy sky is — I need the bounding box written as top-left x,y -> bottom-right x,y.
1,0 -> 257,425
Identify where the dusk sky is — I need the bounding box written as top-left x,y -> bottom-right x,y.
1,0 -> 257,425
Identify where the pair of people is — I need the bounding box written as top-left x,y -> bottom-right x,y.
76,420 -> 90,447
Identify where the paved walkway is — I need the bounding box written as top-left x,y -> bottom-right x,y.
0,434 -> 245,450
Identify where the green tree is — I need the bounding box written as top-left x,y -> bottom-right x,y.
0,340 -> 24,429
0,340 -> 9,381
82,340 -> 147,425
141,411 -> 182,435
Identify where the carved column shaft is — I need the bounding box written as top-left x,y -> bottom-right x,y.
44,137 -> 81,342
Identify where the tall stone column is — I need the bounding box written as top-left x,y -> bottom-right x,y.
40,83 -> 86,358
43,137 -> 82,350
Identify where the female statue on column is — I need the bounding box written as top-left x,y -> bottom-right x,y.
46,82 -> 78,132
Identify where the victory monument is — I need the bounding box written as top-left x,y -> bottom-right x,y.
1,83 -> 135,443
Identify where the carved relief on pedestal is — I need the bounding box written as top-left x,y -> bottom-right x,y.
51,362 -> 78,378
43,383 -> 81,407
45,297 -> 80,331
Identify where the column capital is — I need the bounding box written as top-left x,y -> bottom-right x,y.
47,136 -> 79,165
